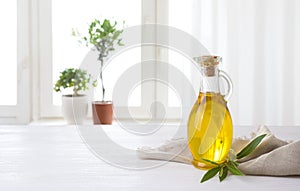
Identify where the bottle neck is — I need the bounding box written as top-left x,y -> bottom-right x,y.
200,66 -> 220,93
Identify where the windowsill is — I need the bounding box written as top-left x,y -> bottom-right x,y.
29,118 -> 183,126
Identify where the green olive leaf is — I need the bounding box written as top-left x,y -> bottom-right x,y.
219,165 -> 224,177
200,166 -> 221,183
236,134 -> 267,159
219,166 -> 228,182
231,160 -> 239,167
202,158 -> 220,166
226,161 -> 244,176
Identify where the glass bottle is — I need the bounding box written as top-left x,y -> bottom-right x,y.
187,55 -> 233,170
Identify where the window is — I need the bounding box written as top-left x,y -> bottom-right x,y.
0,1 -> 17,106
0,0 -> 30,124
39,0 -> 186,121
39,0 -> 148,119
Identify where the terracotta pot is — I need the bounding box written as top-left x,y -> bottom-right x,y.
92,101 -> 113,124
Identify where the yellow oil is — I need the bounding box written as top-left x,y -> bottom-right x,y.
188,92 -> 233,170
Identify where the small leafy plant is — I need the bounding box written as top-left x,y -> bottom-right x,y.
200,134 -> 267,183
73,19 -> 124,101
54,68 -> 93,96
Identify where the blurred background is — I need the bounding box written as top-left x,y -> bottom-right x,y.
0,0 -> 299,126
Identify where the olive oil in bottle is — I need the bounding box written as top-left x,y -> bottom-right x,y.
188,56 -> 233,170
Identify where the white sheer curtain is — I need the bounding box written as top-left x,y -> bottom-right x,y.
169,0 -> 300,126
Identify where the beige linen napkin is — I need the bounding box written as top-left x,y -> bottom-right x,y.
137,125 -> 300,176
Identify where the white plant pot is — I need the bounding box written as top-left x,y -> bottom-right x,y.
61,95 -> 88,124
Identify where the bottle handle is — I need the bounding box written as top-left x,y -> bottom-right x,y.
219,70 -> 233,101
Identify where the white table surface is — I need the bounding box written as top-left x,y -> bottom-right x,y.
0,124 -> 299,191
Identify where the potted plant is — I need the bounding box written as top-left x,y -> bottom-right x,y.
54,68 -> 94,124
73,19 -> 124,124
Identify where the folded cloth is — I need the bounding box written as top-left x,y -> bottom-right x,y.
137,125 -> 300,176
137,138 -> 192,164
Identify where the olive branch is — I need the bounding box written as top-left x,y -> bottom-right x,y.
200,134 -> 267,183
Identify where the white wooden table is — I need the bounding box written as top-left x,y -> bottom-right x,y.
0,124 -> 299,191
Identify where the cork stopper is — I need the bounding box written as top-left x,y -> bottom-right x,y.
194,55 -> 222,76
